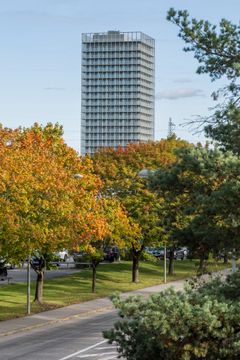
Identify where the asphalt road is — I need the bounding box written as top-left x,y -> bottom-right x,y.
0,263 -> 80,285
12,268 -> 79,282
0,309 -> 120,360
0,269 -> 229,359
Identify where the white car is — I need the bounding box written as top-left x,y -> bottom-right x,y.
0,257 -> 15,269
54,250 -> 68,262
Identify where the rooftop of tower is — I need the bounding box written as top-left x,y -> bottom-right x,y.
82,31 -> 154,45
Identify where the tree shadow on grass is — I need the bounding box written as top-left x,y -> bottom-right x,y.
0,299 -> 23,305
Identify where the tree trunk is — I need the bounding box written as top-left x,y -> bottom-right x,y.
223,253 -> 228,264
34,270 -> 44,303
132,247 -> 143,283
198,255 -> 205,275
168,249 -> 175,275
132,256 -> 139,283
32,256 -> 46,304
91,260 -> 98,293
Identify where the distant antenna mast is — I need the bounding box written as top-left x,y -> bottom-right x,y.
168,117 -> 175,138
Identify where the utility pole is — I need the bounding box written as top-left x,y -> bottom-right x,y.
167,117 -> 175,138
27,238 -> 31,315
27,254 -> 31,315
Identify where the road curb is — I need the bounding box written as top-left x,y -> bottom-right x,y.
0,305 -> 114,337
0,270 -> 230,338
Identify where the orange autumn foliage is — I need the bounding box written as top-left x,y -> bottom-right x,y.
0,123 -> 107,261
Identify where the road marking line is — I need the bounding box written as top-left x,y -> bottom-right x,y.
96,346 -> 116,350
77,352 -> 117,358
58,339 -> 108,360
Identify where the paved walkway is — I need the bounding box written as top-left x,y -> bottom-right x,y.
0,268 -> 230,338
0,279 -> 185,337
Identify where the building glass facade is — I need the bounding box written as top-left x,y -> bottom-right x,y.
81,31 -> 155,155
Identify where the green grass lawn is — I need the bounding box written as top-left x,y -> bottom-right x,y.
0,259 -> 229,321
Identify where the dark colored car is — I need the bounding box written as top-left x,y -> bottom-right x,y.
174,248 -> 187,260
153,248 -> 171,260
0,258 -> 8,277
29,256 -> 42,270
154,247 -> 188,260
104,247 -> 120,262
0,267 -> 7,277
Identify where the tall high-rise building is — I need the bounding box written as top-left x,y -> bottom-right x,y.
81,31 -> 155,155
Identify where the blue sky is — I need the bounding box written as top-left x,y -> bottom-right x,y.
0,0 -> 239,153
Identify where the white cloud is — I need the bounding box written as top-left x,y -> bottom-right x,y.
156,88 -> 205,100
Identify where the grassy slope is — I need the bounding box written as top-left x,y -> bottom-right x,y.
0,260 -> 228,321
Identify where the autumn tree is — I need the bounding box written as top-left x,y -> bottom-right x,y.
167,9 -> 240,154
80,197 -> 140,292
0,123 -> 104,303
91,139 -> 190,282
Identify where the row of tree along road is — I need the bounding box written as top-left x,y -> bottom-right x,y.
0,7 -> 240,317
0,126 -> 237,304
104,7 -> 240,360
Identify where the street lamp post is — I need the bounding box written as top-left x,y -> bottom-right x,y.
164,245 -> 167,283
27,253 -> 31,315
232,256 -> 237,273
26,238 -> 31,315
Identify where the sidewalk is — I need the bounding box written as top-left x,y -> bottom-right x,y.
0,279 -> 186,338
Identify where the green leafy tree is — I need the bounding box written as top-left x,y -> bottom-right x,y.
167,9 -> 240,153
150,146 -> 240,272
92,139 -> 190,282
158,192 -> 191,275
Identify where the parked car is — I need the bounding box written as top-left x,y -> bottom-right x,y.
5,262 -> 15,269
54,250 -> 68,262
144,247 -> 156,255
0,258 -> 8,277
0,256 -> 15,269
153,247 -> 188,260
31,256 -> 41,266
152,247 -> 165,259
0,266 -> 7,277
104,247 -> 120,262
174,248 -> 188,260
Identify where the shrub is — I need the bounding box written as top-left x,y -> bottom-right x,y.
104,274 -> 240,359
188,271 -> 240,302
